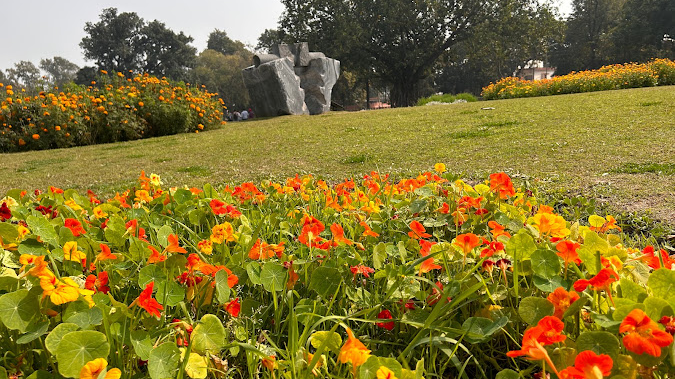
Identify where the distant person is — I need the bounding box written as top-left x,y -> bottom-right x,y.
241,109 -> 249,120
248,108 -> 255,119
233,111 -> 241,121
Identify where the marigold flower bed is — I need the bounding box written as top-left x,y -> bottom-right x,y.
0,168 -> 673,378
481,58 -> 675,100
0,72 -> 225,153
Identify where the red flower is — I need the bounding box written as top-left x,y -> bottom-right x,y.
557,350 -> 613,379
147,246 -> 167,264
298,215 -> 328,248
64,218 -> 86,237
408,221 -> 431,239
0,202 -> 11,221
225,297 -> 241,317
350,265 -> 375,278
85,271 -> 110,294
453,233 -> 481,256
620,309 -> 673,357
480,241 -> 504,258
547,287 -> 580,319
210,199 -> 228,215
507,316 -> 565,376
556,241 -> 582,266
659,316 -> 675,335
640,246 -> 675,270
419,239 -> 442,274
376,309 -> 394,331
489,172 -> 516,199
573,269 -> 618,305
136,282 -> 163,318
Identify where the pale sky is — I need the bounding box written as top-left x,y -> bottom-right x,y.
0,0 -> 573,71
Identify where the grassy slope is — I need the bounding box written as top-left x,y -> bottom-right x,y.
2,86 -> 674,222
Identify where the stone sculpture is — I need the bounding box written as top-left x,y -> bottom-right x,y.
242,43 -> 340,117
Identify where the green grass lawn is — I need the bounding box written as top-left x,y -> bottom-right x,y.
2,86 -> 674,224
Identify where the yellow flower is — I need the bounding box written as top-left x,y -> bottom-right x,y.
92,206 -> 108,219
210,222 -> 237,244
63,241 -> 87,265
338,328 -> 371,368
65,199 -> 84,212
80,358 -> 122,379
376,366 -> 398,379
40,276 -> 80,305
149,173 -> 162,187
434,163 -> 446,173
135,190 -> 152,203
530,212 -> 570,239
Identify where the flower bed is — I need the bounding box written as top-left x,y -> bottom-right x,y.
481,59 -> 675,100
0,168 -> 672,378
0,72 -> 225,153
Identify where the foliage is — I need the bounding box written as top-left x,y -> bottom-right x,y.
4,61 -> 43,93
0,168 -> 673,378
39,57 -> 80,88
481,58 -> 675,99
207,29 -> 248,56
0,72 -> 225,152
191,45 -> 253,110
80,8 -> 197,81
416,93 -> 478,106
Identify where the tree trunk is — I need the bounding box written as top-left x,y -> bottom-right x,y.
390,79 -> 417,107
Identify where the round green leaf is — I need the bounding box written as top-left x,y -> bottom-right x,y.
647,269 -> 675,300
260,262 -> 286,292
530,249 -> 561,279
310,330 -> 343,353
45,323 -> 80,354
505,230 -> 536,260
138,264 -> 168,287
26,215 -> 59,247
576,331 -> 620,361
54,330 -> 110,378
185,353 -> 208,379
148,342 -> 181,379
191,314 -> 226,354
130,330 -> 153,361
495,369 -> 521,379
156,279 -> 185,306
518,296 -> 554,325
309,267 -> 342,298
215,269 -> 231,303
0,289 -> 39,332
17,320 -> 49,344
63,300 -> 103,328
359,356 -> 402,379
533,275 -> 569,293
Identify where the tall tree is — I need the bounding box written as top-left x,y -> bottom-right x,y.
5,61 -> 42,91
255,29 -> 286,53
279,0 -> 488,107
80,8 -> 145,73
40,56 -> 80,87
140,20 -> 197,80
207,29 -> 245,56
191,49 -> 252,110
612,0 -> 675,62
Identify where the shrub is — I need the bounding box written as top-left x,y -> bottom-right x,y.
416,92 -> 477,106
0,72 -> 226,152
0,168 -> 672,378
481,59 -> 673,100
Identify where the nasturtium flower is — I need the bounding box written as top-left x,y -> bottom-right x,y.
165,234 -> 187,254
64,218 -> 86,237
419,239 -> 442,274
211,222 -> 237,244
376,366 -> 398,379
0,202 -> 12,221
338,328 -> 371,369
225,297 -> 241,317
198,239 -> 213,255
80,358 -> 121,379
92,205 -> 108,219
360,221 -> 380,237
85,271 -> 110,294
507,316 -> 565,376
249,239 -> 285,260
63,241 -> 87,267
573,268 -> 619,294
556,241 -> 582,267
557,350 -> 613,379
350,265 -> 375,278
547,287 -> 580,319
147,246 -> 167,264
620,309 -> 673,357
530,212 -> 570,239
489,172 -> 516,199
135,281 -> 163,318
408,220 -> 431,239
96,243 -> 117,262
134,190 -> 152,203
40,276 -> 80,305
434,163 -> 446,173
330,223 -> 353,246
453,233 -> 481,255
262,355 -> 277,371
589,215 -> 621,233
376,309 -> 395,331
640,246 -> 675,270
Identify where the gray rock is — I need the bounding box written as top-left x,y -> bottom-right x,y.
295,58 -> 340,115
242,58 -> 309,117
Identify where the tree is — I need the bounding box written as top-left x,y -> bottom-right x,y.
256,29 -> 286,53
140,20 -> 197,80
279,0 -> 489,107
80,8 -> 145,73
5,61 -> 43,92
40,56 -> 80,87
207,29 -> 246,56
191,47 -> 253,110
612,0 -> 675,62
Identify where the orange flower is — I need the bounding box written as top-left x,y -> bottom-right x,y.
640,246 -> 675,270
165,234 -> 187,254
488,220 -> 511,239
80,358 -> 121,379
573,269 -> 619,305
134,190 -> 152,203
136,282 -> 163,318
547,287 -> 580,319
96,243 -> 117,262
249,239 -> 285,260
408,220 -> 431,239
436,202 -> 450,214
419,239 -> 442,274
506,316 -> 565,376
331,223 -> 353,246
211,222 -> 237,244
489,172 -> 516,199
557,350 -> 613,379
556,241 -> 582,267
225,297 -> 240,317
40,276 -> 80,305
453,233 -> 481,255
620,309 -> 673,357
197,239 -> 213,255
360,221 -> 379,237
85,271 -> 110,294
147,246 -> 167,264
262,355 -> 277,371
376,366 -> 398,379
531,212 -> 570,239
298,215 -> 326,247
64,218 -> 86,236
338,328 -> 371,369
